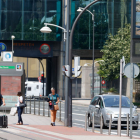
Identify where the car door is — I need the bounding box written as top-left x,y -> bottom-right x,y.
90,96 -> 99,124
95,98 -> 104,125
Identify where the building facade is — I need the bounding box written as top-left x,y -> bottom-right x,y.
0,0 -> 131,98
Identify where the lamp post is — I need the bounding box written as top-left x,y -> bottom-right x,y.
77,7 -> 95,98
41,0 -> 100,127
38,58 -> 44,96
40,23 -> 67,41
40,23 -> 70,126
66,0 -> 100,127
11,35 -> 15,62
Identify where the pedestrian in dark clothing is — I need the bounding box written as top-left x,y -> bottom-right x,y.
15,92 -> 23,125
0,93 -> 6,106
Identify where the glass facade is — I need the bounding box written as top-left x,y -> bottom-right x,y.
0,0 -> 62,41
71,0 -> 131,49
0,0 -> 131,49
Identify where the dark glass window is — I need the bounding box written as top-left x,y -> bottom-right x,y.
71,0 -> 131,50
27,87 -> 31,91
91,96 -> 99,105
0,0 -> 62,41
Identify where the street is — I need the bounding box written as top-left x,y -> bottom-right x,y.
25,100 -> 140,139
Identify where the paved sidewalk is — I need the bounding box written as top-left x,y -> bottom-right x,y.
0,112 -> 138,140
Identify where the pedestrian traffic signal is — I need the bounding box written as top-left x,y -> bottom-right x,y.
41,74 -> 44,83
74,57 -> 82,77
75,66 -> 82,77
63,65 -> 70,77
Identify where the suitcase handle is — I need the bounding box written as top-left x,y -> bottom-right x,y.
3,106 -> 6,115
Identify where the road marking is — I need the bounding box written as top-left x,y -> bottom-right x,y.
74,119 -> 85,122
72,112 -> 85,116
73,123 -> 84,127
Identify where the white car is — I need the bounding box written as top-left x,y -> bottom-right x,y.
87,95 -> 139,130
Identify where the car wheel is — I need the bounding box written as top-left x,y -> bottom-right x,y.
88,114 -> 92,127
101,117 -> 107,129
132,126 -> 138,130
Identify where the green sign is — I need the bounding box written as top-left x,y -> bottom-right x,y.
0,66 -> 15,69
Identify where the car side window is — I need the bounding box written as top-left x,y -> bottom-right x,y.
91,96 -> 99,106
97,98 -> 104,108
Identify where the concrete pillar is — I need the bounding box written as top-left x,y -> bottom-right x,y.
81,66 -> 92,98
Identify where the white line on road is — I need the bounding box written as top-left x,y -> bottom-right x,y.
74,119 -> 85,122
73,123 -> 84,127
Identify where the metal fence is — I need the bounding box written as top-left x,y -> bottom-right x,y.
24,96 -> 62,122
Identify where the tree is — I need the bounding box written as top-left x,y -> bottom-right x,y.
98,24 -> 131,81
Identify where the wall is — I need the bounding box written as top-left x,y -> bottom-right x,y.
81,66 -> 92,98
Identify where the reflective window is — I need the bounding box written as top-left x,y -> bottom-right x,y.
103,96 -> 133,108
71,0 -> 131,49
91,96 -> 99,105
0,0 -> 62,41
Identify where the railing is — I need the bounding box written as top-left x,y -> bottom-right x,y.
24,96 -> 62,121
85,112 -> 137,136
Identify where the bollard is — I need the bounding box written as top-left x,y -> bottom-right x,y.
85,112 -> 88,131
43,97 -> 45,116
127,113 -> 129,136
34,97 -> 35,115
48,102 -> 50,117
100,113 -> 103,134
108,114 -> 112,135
30,96 -> 31,114
38,96 -> 40,115
59,101 -> 61,121
25,96 -> 27,113
92,112 -> 95,132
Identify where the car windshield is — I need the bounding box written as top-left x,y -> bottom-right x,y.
103,96 -> 133,108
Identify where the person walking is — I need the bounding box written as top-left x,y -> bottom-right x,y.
0,93 -> 6,106
15,92 -> 23,125
48,87 -> 59,126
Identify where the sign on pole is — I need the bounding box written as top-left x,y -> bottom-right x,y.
124,63 -> 139,78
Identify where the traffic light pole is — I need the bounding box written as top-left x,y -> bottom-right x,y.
68,0 -> 100,127
65,0 -> 70,127
38,58 -> 44,96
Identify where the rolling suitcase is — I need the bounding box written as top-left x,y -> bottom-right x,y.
0,107 -> 8,128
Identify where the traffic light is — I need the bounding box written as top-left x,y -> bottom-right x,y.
41,73 -> 44,83
74,57 -> 82,77
63,65 -> 70,77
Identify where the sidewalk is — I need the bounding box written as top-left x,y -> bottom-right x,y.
0,113 -> 138,140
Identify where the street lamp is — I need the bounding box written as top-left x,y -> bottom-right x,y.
11,35 -> 15,62
77,7 -> 95,98
77,7 -> 94,20
40,22 -> 70,126
77,7 -> 94,50
40,23 -> 67,96
94,60 -> 104,67
40,23 -> 67,41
